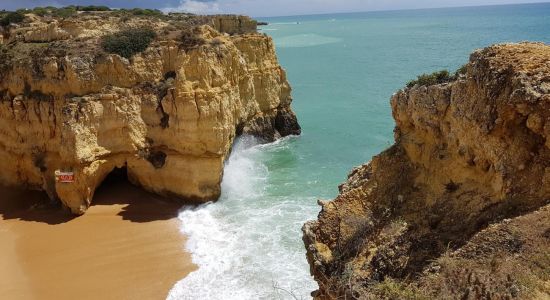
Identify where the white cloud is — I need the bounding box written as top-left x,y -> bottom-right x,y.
163,0 -> 222,14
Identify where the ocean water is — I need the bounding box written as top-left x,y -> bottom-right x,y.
168,3 -> 550,299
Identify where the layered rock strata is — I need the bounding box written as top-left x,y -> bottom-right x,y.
0,12 -> 300,214
303,43 -> 550,299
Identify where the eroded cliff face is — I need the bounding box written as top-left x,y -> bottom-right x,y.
303,43 -> 550,299
0,13 -> 300,214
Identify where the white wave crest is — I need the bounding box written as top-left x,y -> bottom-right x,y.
168,136 -> 317,300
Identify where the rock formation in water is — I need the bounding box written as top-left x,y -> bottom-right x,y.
0,10 -> 300,214
303,42 -> 550,299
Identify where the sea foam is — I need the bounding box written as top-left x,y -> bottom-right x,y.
167,136 -> 318,300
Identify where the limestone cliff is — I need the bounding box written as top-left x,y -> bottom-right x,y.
303,43 -> 550,299
0,12 -> 300,214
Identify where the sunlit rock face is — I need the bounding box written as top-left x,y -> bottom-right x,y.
304,42 -> 550,299
0,13 -> 300,214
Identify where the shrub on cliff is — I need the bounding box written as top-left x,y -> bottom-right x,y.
51,7 -> 77,18
117,8 -> 164,18
0,44 -> 12,78
180,27 -> 205,50
75,5 -> 111,12
0,11 -> 25,27
23,6 -> 75,18
101,27 -> 157,59
28,6 -> 108,18
407,65 -> 471,89
406,70 -> 454,88
454,64 -> 468,77
30,7 -> 50,17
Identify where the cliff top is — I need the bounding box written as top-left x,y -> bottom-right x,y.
472,42 -> 550,76
405,42 -> 550,105
0,7 -> 258,37
0,7 -> 259,67
469,42 -> 550,103
0,8 -> 264,99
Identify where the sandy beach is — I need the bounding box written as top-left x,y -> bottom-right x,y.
0,176 -> 195,300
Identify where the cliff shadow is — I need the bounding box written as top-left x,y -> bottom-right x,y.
91,167 -> 183,223
0,167 -> 183,224
0,185 -> 75,225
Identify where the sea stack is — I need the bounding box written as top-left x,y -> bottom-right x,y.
303,43 -> 550,299
0,12 -> 300,214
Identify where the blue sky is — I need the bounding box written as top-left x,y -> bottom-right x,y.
1,0 -> 548,17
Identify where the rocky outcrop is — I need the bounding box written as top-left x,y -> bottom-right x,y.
0,12 -> 300,214
22,20 -> 71,42
210,15 -> 258,35
303,43 -> 549,299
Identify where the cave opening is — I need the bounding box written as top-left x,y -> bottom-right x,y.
101,166 -> 129,188
91,165 -> 133,207
91,164 -> 182,222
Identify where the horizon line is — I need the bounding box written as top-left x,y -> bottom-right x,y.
254,1 -> 550,18
2,1 -> 548,20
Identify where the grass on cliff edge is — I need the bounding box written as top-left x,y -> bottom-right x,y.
101,28 -> 157,59
406,65 -> 468,88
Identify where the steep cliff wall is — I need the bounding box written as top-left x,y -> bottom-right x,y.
303,43 -> 549,299
0,12 -> 300,214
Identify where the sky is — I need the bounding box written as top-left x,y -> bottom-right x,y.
0,0 -> 548,17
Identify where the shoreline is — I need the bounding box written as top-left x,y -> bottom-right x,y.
0,180 -> 195,300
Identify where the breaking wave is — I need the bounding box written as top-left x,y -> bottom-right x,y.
168,136 -> 318,300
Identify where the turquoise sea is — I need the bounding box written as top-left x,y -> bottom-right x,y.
168,3 -> 550,299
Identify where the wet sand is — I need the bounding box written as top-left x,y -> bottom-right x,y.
0,178 -> 195,300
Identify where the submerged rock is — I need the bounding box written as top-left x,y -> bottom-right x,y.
0,12 -> 300,214
303,42 -> 550,299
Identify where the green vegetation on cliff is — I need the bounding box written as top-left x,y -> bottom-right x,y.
0,11 -> 25,27
3,6 -> 165,20
406,70 -> 454,88
406,65 -> 468,88
101,28 -> 157,59
118,8 -> 164,18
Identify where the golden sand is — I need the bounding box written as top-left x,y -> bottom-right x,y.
0,180 -> 195,300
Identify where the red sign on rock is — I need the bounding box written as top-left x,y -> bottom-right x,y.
55,171 -> 75,183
